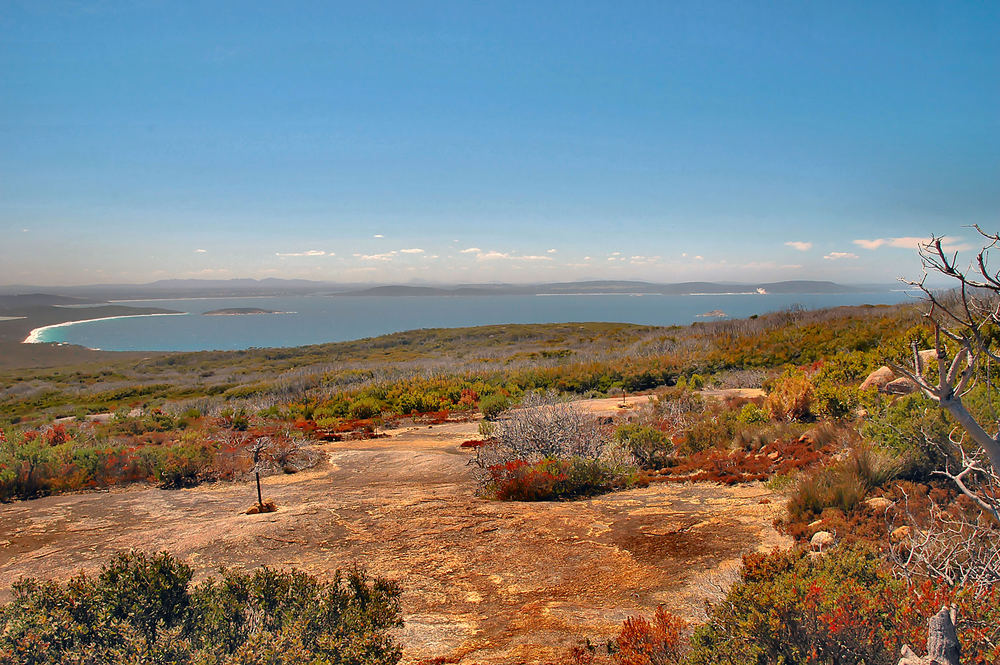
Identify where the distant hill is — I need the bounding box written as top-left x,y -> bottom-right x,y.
340,280 -> 861,297
0,278 -> 870,301
0,293 -> 98,310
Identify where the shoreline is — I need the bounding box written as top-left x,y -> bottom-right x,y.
22,312 -> 189,344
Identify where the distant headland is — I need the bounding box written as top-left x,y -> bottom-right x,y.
202,307 -> 282,316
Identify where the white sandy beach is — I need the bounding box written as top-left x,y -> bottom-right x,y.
22,312 -> 189,344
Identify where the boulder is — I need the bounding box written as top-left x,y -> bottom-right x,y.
860,366 -> 896,391
864,497 -> 894,512
810,530 -> 835,551
891,525 -> 912,542
885,377 -> 920,395
917,348 -> 939,366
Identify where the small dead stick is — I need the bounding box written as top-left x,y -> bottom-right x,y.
260,535 -> 306,545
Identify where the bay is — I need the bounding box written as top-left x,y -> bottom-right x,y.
31,291 -> 914,352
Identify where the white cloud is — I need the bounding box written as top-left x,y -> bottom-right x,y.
610,251 -> 621,256
823,252 -> 859,260
373,234 -> 384,238
22,228 -> 29,233
853,238 -> 888,250
399,248 -> 424,254
785,241 -> 812,251
460,247 -> 482,254
583,256 -> 592,261
694,255 -> 704,261
353,251 -> 397,261
474,250 -> 553,262
546,248 -> 557,254
275,250 -> 327,257
853,236 -> 972,252
194,249 -> 207,253
629,255 -> 661,265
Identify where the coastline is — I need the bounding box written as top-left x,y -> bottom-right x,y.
22,312 -> 189,344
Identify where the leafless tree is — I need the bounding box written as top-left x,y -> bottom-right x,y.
886,228 -> 1000,664
247,435 -> 271,511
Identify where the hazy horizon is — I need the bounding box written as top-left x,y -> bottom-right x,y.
2,2 -> 997,287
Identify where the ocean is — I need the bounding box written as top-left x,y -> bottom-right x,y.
27,291 -> 915,352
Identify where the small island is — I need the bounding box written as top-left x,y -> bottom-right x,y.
202,308 -> 281,316
696,309 -> 728,318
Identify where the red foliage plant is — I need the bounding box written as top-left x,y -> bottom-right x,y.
654,434 -> 832,485
44,424 -> 70,446
614,606 -> 687,665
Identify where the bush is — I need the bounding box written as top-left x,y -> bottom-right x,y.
735,402 -> 769,424
484,457 -> 638,501
348,398 -> 382,420
861,393 -> 952,479
479,394 -> 511,421
787,441 -> 902,527
0,550 -> 403,665
688,547 -> 1000,665
765,371 -> 814,421
614,424 -> 673,469
614,606 -> 688,665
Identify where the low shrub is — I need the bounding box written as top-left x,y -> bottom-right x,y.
479,394 -> 511,421
614,606 -> 688,665
656,433 -> 832,485
484,457 -> 638,501
348,397 -> 383,420
0,550 -> 403,665
687,547 -> 1000,665
614,424 -> 673,469
787,441 -> 903,528
765,371 -> 814,422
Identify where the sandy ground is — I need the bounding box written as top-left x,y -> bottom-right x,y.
0,397 -> 787,664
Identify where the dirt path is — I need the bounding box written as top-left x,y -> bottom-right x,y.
0,400 -> 788,664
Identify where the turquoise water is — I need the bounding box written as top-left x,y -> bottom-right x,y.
32,292 -> 914,352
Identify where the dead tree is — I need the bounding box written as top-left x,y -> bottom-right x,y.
886,230 -> 1000,663
898,606 -> 961,665
889,228 -> 1000,480
248,435 -> 271,511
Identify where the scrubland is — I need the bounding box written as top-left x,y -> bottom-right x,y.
2,302 -> 998,664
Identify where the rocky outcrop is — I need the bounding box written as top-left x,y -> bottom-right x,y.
810,530 -> 835,551
860,366 -> 896,391
860,350 -> 938,394
885,377 -> 920,395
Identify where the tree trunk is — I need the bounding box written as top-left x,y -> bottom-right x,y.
899,606 -> 961,665
255,470 -> 263,508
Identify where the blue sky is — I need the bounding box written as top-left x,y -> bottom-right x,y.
1,1 -> 997,285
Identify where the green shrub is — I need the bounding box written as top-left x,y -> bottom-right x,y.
0,550 -> 403,665
688,547 -> 1000,665
735,402 -> 769,424
479,394 -> 511,421
348,398 -> 382,420
681,409 -> 738,455
614,423 -> 673,469
765,371 -> 814,422
860,393 -> 951,479
787,441 -> 902,523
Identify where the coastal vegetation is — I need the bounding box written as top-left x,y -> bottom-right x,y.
0,550 -> 402,665
2,271 -> 998,662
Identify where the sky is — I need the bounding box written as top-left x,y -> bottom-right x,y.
1,1 -> 998,286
